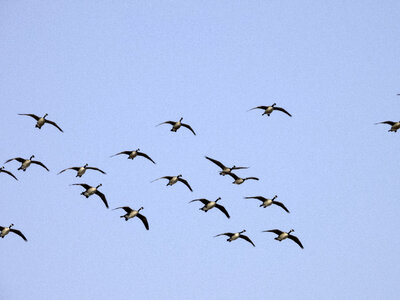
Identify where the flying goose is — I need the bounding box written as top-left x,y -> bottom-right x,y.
375,121 -> 400,132
18,113 -> 63,132
71,183 -> 108,208
58,164 -> 106,177
263,229 -> 303,249
226,172 -> 259,185
0,224 -> 27,241
157,118 -> 196,135
0,166 -> 18,180
248,103 -> 292,117
113,206 -> 149,230
110,149 -> 156,164
5,155 -> 49,172
214,230 -> 255,247
189,197 -> 230,218
204,156 -> 248,176
151,175 -> 193,192
244,195 -> 289,213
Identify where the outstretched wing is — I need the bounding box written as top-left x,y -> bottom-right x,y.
137,152 -> 156,164
288,235 -> 304,249
215,204 -> 230,219
214,232 -> 233,238
263,229 -> 283,235
247,106 -> 268,112
10,229 -> 28,241
95,190 -> 109,208
226,172 -> 239,180
110,151 -> 132,157
244,177 -> 259,181
151,176 -> 172,183
204,156 -> 226,170
181,123 -> 196,135
239,235 -> 255,247
156,121 -> 176,127
31,160 -> 49,171
375,121 -> 396,126
18,113 -> 40,121
137,213 -> 149,230
58,167 -> 80,174
113,206 -> 132,213
273,201 -> 290,213
189,198 -> 209,205
231,166 -> 249,170
274,106 -> 292,117
0,169 -> 18,180
71,183 -> 92,190
45,119 -> 64,132
86,167 -> 106,174
244,196 -> 266,202
178,178 -> 193,192
5,157 -> 25,164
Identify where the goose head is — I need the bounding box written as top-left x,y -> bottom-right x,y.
136,148 -> 140,152
138,207 -> 144,212
29,155 -> 35,160
288,229 -> 294,234
0,166 -> 4,170
177,174 -> 182,178
43,113 -> 48,118
239,229 -> 246,234
272,103 -> 276,107
84,164 -> 88,168
179,117 -> 183,122
9,224 -> 14,228
96,184 -> 102,189
215,197 -> 221,202
272,195 -> 278,200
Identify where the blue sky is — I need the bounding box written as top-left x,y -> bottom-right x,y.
1,1 -> 400,299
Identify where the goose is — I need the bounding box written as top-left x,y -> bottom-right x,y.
0,224 -> 27,241
226,172 -> 259,185
113,206 -> 149,230
248,103 -> 292,117
71,183 -> 108,208
375,121 -> 400,132
204,156 -> 248,176
5,155 -> 49,172
214,230 -> 255,247
263,229 -> 303,249
18,113 -> 63,132
244,195 -> 289,213
0,166 -> 18,180
110,149 -> 156,164
151,175 -> 193,192
156,118 -> 196,135
189,197 -> 230,218
58,164 -> 106,177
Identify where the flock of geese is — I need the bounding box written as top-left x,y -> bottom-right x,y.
3,104 -> 335,250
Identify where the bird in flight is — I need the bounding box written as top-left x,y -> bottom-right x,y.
248,103 -> 292,117
19,113 -> 63,132
157,117 -> 196,135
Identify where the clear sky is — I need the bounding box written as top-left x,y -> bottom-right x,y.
1,1 -> 400,299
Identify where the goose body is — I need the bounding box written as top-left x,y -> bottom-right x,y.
244,195 -> 289,213
113,206 -> 149,230
226,172 -> 259,185
189,197 -> 230,218
0,224 -> 27,241
263,229 -> 303,249
58,164 -> 106,177
152,174 -> 193,191
248,103 -> 292,117
157,117 -> 196,135
71,183 -> 108,208
215,230 -> 255,247
5,155 -> 49,172
19,113 -> 63,132
111,149 -> 156,164
375,121 -> 400,132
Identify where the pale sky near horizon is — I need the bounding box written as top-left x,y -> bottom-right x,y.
1,1 -> 400,299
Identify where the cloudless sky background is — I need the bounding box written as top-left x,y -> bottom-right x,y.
1,1 -> 400,299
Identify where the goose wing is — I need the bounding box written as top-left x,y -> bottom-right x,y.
10,229 -> 27,241
274,106 -> 292,117
31,160 -> 49,171
45,119 -> 64,132
5,157 -> 26,164
86,167 -> 106,174
204,156 -> 226,170
151,176 -> 172,182
288,235 -> 304,249
263,229 -> 284,235
0,226 -> 4,231
178,177 -> 193,192
95,190 -> 109,208
244,196 -> 266,202
244,177 -> 259,181
71,183 -> 92,190
214,204 -> 230,219
273,201 -> 290,213
189,198 -> 210,205
58,167 -> 80,174
247,106 -> 268,112
375,121 -> 396,125
137,152 -> 156,164
0,169 -> 18,180
156,121 -> 176,127
113,206 -> 133,213
110,151 -> 132,157
226,172 -> 239,180
137,213 -> 149,230
18,113 -> 40,121
231,166 -> 249,170
181,123 -> 196,135
239,234 -> 256,247
214,232 -> 234,238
